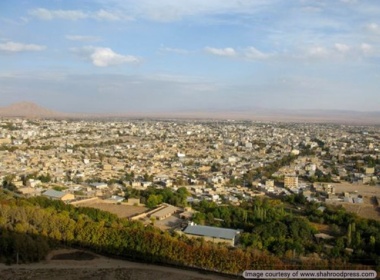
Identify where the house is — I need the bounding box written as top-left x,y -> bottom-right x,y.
18,187 -> 42,197
183,224 -> 240,246
284,175 -> 299,188
26,179 -> 41,188
90,182 -> 108,189
42,189 -> 75,201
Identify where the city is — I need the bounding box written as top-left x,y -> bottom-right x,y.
1,118 -> 378,208
0,119 -> 380,203
2,0 -> 380,278
1,118 -> 379,262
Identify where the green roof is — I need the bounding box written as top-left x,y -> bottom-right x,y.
43,189 -> 65,198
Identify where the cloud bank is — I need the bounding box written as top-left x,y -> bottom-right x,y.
0,41 -> 46,52
29,8 -> 132,21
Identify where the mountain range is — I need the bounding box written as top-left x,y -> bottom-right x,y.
0,101 -> 379,124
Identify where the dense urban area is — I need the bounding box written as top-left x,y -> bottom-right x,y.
0,118 -> 380,274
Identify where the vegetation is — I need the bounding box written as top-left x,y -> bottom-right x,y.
192,198 -> 316,257
255,154 -> 297,179
192,196 -> 380,269
0,190 -> 283,273
304,202 -> 380,266
304,169 -> 334,183
0,190 -> 378,273
125,186 -> 189,208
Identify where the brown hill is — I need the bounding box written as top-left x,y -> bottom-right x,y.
0,102 -> 66,118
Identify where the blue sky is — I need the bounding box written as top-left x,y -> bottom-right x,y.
1,0 -> 379,113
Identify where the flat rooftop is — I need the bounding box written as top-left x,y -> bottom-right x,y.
183,224 -> 240,240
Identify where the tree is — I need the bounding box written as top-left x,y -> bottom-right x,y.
146,194 -> 162,209
37,173 -> 52,183
176,187 -> 189,206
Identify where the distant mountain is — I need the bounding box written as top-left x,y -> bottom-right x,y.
0,102 -> 65,118
0,101 -> 379,124
161,107 -> 380,124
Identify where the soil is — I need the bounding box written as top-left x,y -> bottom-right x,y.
51,251 -> 98,261
0,249 -> 236,280
329,183 -> 380,221
77,202 -> 148,219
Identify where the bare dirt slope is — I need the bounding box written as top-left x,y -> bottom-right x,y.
0,249 -> 235,280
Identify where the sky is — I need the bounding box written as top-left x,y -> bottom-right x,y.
0,0 -> 380,113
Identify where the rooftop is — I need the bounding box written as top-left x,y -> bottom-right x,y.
184,224 -> 240,240
43,189 -> 66,198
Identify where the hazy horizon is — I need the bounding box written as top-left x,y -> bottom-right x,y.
1,1 -> 380,113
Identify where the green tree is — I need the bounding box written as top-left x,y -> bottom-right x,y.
146,194 -> 162,208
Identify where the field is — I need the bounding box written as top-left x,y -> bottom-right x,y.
75,200 -> 148,219
339,202 -> 380,221
328,183 -> 380,221
155,215 -> 184,231
333,183 -> 380,197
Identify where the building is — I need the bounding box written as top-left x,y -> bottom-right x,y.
90,182 -> 108,189
0,138 -> 12,145
365,167 -> 375,175
150,203 -> 180,220
42,189 -> 75,201
284,175 -> 298,188
265,180 -> 274,187
26,179 -> 41,188
18,187 -> 42,197
183,224 -> 240,246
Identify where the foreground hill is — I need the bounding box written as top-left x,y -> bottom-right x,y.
0,189 -> 377,276
0,191 -> 284,275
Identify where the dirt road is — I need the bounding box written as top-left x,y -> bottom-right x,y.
0,249 -> 236,280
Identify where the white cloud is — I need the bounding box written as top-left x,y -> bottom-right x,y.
366,23 -> 380,34
72,46 -> 139,67
94,10 -> 118,20
29,8 -> 87,20
360,43 -> 374,55
307,46 -> 329,58
0,41 -> 46,52
204,46 -> 272,60
91,48 -> 139,66
104,0 -> 275,22
295,42 -> 380,61
204,47 -> 237,57
296,43 -> 380,60
244,47 -> 270,60
66,35 -> 101,42
334,43 -> 350,53
29,8 -> 131,21
160,47 -> 191,55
